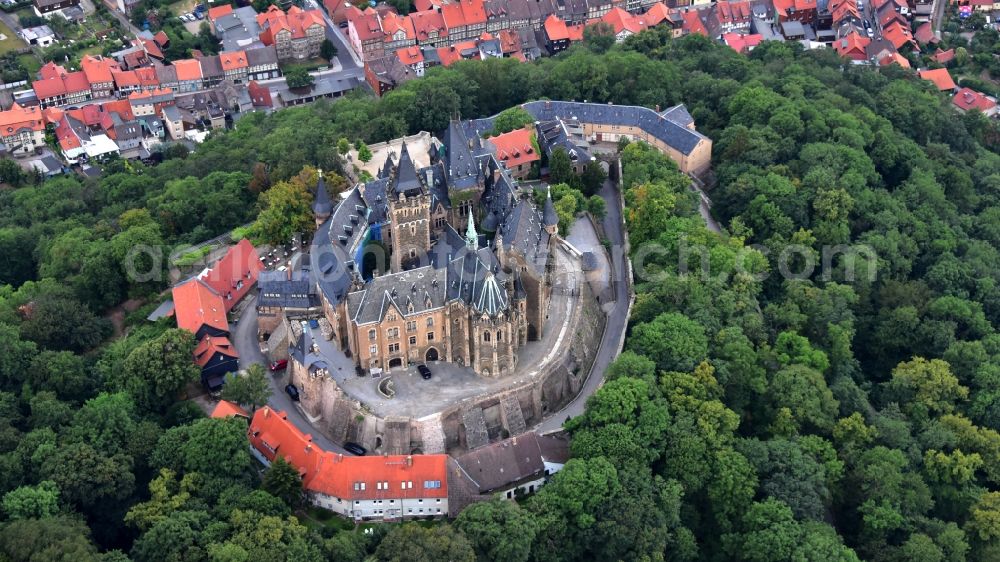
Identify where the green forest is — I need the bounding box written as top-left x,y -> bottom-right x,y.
0,27 -> 999,561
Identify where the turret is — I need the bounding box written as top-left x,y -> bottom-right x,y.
543,184 -> 559,236
312,168 -> 332,227
465,211 -> 478,249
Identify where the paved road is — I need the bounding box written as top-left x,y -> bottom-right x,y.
534,176 -> 631,433
307,0 -> 363,71
232,294 -> 350,455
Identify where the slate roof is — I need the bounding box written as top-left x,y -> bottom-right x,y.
454,432 -> 570,494
258,269 -> 317,309
390,142 -> 424,195
313,172 -> 333,216
312,187 -> 369,305
520,100 -> 707,156
347,265 -> 448,325
543,187 -> 558,227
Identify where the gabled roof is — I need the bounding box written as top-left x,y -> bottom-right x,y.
80,55 -> 118,85
602,7 -> 643,35
220,50 -> 249,71
644,3 -> 673,26
682,10 -> 708,36
930,48 -> 954,64
877,51 -> 910,68
172,278 -> 228,335
772,0 -> 817,18
112,69 -> 141,88
208,4 -> 233,20
194,335 -> 239,368
396,45 -> 424,65
543,14 -> 569,40
914,21 -> 936,44
258,5 -> 326,44
489,127 -> 539,169
248,407 -> 450,501
0,103 -> 45,136
953,87 -> 997,113
381,11 -> 416,40
198,239 -> 264,312
454,432 -> 569,493
211,399 -> 249,419
919,67 -> 956,91
39,61 -> 66,80
174,59 -> 203,81
881,20 -> 914,50
723,32 -> 763,53
411,10 -> 447,41
834,30 -> 870,60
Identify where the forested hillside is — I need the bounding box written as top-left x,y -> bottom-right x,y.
0,29 -> 999,561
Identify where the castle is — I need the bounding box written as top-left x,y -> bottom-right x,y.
268,121 -> 557,378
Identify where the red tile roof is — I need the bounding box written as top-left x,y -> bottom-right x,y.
723,32 -> 763,53
490,127 -> 539,169
682,11 -> 708,36
208,4 -> 233,20
194,335 -> 239,368
396,45 -> 423,65
248,407 -> 449,501
919,67 -> 956,91
602,8 -> 643,35
39,61 -> 66,81
198,239 -> 263,312
440,1 -> 467,29
953,87 -> 997,113
544,14 -> 569,41
931,48 -> 954,64
135,67 -> 160,88
772,0 -> 817,18
715,0 -> 752,25
351,10 -> 386,41
381,11 -> 416,40
174,59 -> 203,82
80,55 -> 118,85
882,21 -> 914,50
878,51 -> 910,68
258,5 -> 326,45
914,22 -> 936,44
211,400 -> 249,419
411,10 -> 447,41
644,3 -> 673,26
172,279 -> 228,335
220,50 -> 249,72
248,80 -> 273,108
497,29 -> 520,53
835,30 -> 870,60
112,69 -> 141,88
0,103 -> 45,136
567,23 -> 585,42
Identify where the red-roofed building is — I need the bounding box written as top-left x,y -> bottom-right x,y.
931,48 -> 955,64
194,335 -> 239,387
488,127 -> 539,179
248,407 -> 450,520
723,32 -> 763,53
410,9 -> 448,46
881,20 -> 916,51
712,0 -> 752,33
128,87 -> 175,117
644,4 -> 683,37
834,30 -> 870,61
33,70 -> 91,108
258,5 -> 327,61
437,40 -> 480,66
877,51 -> 910,68
543,14 -> 570,52
324,0 -> 363,25
248,80 -> 274,109
208,3 -> 233,32
952,87 -> 998,116
134,67 -> 160,90
198,239 -> 263,312
0,103 -> 46,155
914,22 -> 937,44
601,8 -> 644,41
566,23 -> 585,42
172,278 -> 229,340
440,0 -> 486,41
220,50 -> 249,83
772,0 -> 817,23
396,45 -> 425,75
381,12 -> 416,49
38,61 -> 66,81
173,59 -> 203,92
211,400 -> 249,419
682,10 -> 709,36
80,55 -> 119,99
919,67 -> 957,91
348,9 -> 387,61
111,69 -> 142,96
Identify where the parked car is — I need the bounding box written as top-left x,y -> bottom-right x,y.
417,364 -> 432,380
309,318 -> 320,329
270,359 -> 288,372
345,442 -> 366,455
194,11 -> 203,19
284,384 -> 300,401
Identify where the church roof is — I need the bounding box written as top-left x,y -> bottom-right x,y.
475,271 -> 507,316
312,172 -> 332,216
391,142 -> 423,194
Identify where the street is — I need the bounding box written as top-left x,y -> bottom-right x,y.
307,0 -> 363,71
534,176 -> 631,433
231,294 -> 350,455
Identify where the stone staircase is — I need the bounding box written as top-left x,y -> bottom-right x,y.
462,407 -> 490,450
416,414 -> 446,454
500,394 -> 527,437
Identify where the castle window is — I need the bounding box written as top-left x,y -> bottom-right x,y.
388,328 -> 399,338
427,332 -> 434,341
409,249 -> 416,258
497,330 -> 502,342
368,329 -> 376,341
409,336 -> 416,345
369,344 -> 377,355
484,332 -> 490,342
410,225 -> 416,235
426,318 -> 434,327
389,343 -> 399,353
407,321 -> 416,332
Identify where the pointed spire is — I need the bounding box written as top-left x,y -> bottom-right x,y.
312,167 -> 332,219
543,184 -> 558,228
466,211 -> 478,249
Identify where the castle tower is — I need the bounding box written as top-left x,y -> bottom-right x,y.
542,184 -> 559,237
312,168 -> 333,228
465,210 -> 478,249
388,143 -> 432,272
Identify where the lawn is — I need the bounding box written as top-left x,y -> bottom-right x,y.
296,506 -> 356,534
17,52 -> 39,74
0,18 -> 25,55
